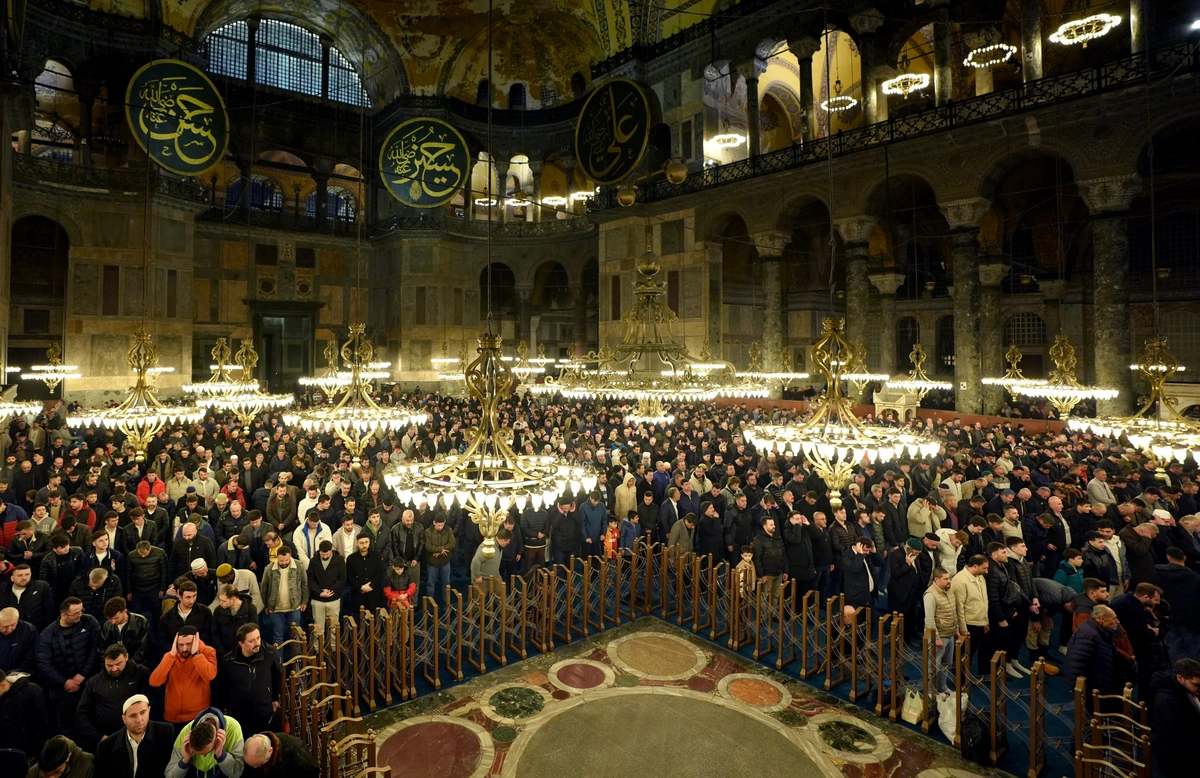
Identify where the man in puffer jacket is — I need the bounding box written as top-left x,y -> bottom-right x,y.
751,517 -> 788,591
1150,658 -> 1200,778
1062,604 -> 1120,704
36,597 -> 99,737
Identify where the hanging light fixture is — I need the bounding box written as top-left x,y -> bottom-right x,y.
298,340 -> 351,397
503,340 -> 545,380
881,72 -> 930,97
963,43 -> 1017,68
209,339 -> 294,425
886,343 -> 953,401
840,344 -> 890,398
1049,14 -> 1122,48
284,324 -> 426,461
982,343 -> 1048,398
743,317 -> 940,509
738,342 -> 810,386
75,330 -> 206,462
182,337 -> 253,398
820,33 -> 857,113
1017,334 -> 1118,415
21,343 -> 82,392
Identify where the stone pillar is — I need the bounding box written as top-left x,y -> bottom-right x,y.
978,257 -> 1012,413
312,171 -> 329,221
851,10 -> 884,125
930,0 -> 953,105
561,155 -> 577,213
1080,174 -> 1142,416
529,160 -> 543,222
868,271 -> 906,376
941,198 -> 992,414
516,284 -> 534,346
245,16 -> 261,84
704,241 -> 723,356
1040,279 -> 1065,346
1129,0 -> 1149,55
494,160 -> 510,223
789,38 -> 820,143
964,30 -> 999,96
832,217 -> 878,364
736,58 -> 766,159
573,284 -> 588,357
752,230 -> 789,398
235,156 -> 253,218
320,36 -> 332,99
77,94 -> 93,166
1020,0 -> 1042,82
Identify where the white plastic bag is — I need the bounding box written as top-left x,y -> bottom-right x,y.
937,690 -> 969,741
901,687 -> 924,724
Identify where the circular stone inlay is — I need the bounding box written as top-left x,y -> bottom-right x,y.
730,678 -> 782,706
378,719 -> 488,778
491,687 -> 546,719
818,721 -> 875,754
501,690 -> 839,778
805,713 -> 894,764
606,633 -> 708,680
548,658 -> 616,694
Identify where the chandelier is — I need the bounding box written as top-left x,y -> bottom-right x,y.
963,43 -> 1017,68
386,330 -> 597,558
886,343 -> 952,401
535,246 -> 766,420
738,342 -> 810,387
840,345 -> 889,397
436,342 -> 470,382
1017,334 -> 1118,415
299,340 -> 351,397
710,132 -> 746,147
982,344 -> 1048,398
182,337 -> 254,398
21,343 -> 81,392
74,330 -> 206,461
284,324 -> 427,460
503,341 -> 545,380
0,399 -> 43,418
1068,336 -> 1200,463
881,72 -> 930,97
743,317 -> 940,509
1049,14 -> 1121,48
209,340 -> 294,425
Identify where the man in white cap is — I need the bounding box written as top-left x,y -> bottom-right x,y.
95,693 -> 176,778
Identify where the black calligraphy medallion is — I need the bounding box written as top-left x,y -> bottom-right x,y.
574,78 -> 651,185
125,59 -> 229,177
378,117 -> 471,208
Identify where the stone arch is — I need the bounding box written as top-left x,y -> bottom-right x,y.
9,201 -> 84,247
701,206 -> 761,245
762,83 -> 805,146
531,260 -> 572,311
479,262 -> 518,317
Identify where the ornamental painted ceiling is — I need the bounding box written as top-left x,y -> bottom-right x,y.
68,0 -> 731,105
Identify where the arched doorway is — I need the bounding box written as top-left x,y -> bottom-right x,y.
10,215 -> 70,399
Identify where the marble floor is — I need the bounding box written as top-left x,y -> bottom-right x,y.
365,618 -> 1007,778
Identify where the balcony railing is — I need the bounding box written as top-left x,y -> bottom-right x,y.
197,206 -> 363,237
589,41 -> 1200,211
373,213 -> 595,239
13,153 -> 209,202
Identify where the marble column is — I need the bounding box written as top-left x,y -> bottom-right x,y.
77,94 -> 93,166
752,230 -> 789,397
574,284 -> 588,357
320,36 -> 332,100
941,198 -> 992,414
851,10 -> 884,126
931,0 -> 953,105
529,160 -> 543,222
868,271 -> 906,376
737,58 -> 766,159
493,160 -> 509,223
1080,174 -> 1142,416
312,171 -> 329,221
516,285 -> 534,346
1040,279 -> 1065,347
561,155 -> 577,213
964,30 -> 999,96
789,37 -> 821,143
1129,0 -> 1149,55
833,217 -> 878,366
978,257 -> 1012,413
1020,0 -> 1042,82
704,241 -> 724,357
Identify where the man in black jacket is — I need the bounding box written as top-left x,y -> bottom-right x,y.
36,597 -> 99,737
1150,659 -> 1200,778
99,597 -> 151,666
842,539 -> 882,609
73,643 -> 151,751
4,521 -> 47,577
68,567 -> 123,623
243,731 -> 320,778
211,584 -> 257,659
751,517 -> 788,592
1154,547 -> 1200,663
0,564 -> 55,630
549,496 -> 582,565
218,623 -> 282,734
0,607 -> 38,674
39,533 -> 83,610
94,693 -> 176,778
782,512 -> 816,604
0,668 -> 46,758
809,513 -> 834,599
306,541 -> 344,633
125,540 -> 168,636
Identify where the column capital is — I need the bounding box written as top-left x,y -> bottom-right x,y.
850,8 -> 885,35
750,229 -> 789,257
735,57 -> 767,82
788,37 -> 821,61
833,215 -> 878,245
940,198 -> 992,231
868,271 -> 906,296
700,241 -> 723,264
978,257 -> 1012,288
1078,174 -> 1142,215
1040,279 -> 1065,301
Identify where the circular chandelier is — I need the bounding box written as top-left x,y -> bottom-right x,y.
881,72 -> 930,97
21,343 -> 81,392
710,133 -> 746,147
1017,334 -> 1118,415
886,343 -> 953,401
386,330 -> 597,559
0,399 -> 43,418
74,330 -> 206,462
541,195 -> 568,207
743,317 -> 940,509
820,95 -> 858,112
963,43 -> 1017,68
209,339 -> 294,425
535,247 -> 766,420
1068,335 -> 1200,463
982,343 -> 1048,398
1049,14 -> 1122,48
299,340 -> 351,397
182,337 -> 255,398
284,324 -> 427,460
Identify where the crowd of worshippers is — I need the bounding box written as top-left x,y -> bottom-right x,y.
1,394 -> 1200,776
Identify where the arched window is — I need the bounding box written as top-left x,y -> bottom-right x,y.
508,83 -> 526,110
205,18 -> 369,107
476,80 -> 490,106
306,186 -> 357,221
896,317 -> 920,369
1003,312 -> 1047,349
571,72 -> 587,99
935,316 -> 955,375
225,174 -> 284,212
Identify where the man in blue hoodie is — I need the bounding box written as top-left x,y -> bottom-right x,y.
166,707 -> 244,778
579,491 -> 608,558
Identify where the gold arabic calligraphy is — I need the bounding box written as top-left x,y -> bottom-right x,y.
580,82 -> 646,182
136,75 -> 219,168
385,123 -> 466,203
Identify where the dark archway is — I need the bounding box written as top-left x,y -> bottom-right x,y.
10,215 -> 70,398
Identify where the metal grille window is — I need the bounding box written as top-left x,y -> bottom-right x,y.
896,317 -> 920,368
936,316 -> 955,375
225,175 -> 284,212
1162,310 -> 1200,380
306,186 -> 357,220
204,19 -> 368,107
1003,312 -> 1047,348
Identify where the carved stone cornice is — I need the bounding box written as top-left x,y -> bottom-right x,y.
940,198 -> 992,231
750,229 -> 789,257
1078,174 -> 1142,215
833,216 -> 878,245
868,271 -> 906,296
978,257 -> 1013,288
850,9 -> 885,36
788,37 -> 821,62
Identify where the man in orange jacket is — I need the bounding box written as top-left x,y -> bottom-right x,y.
149,625 -> 217,725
